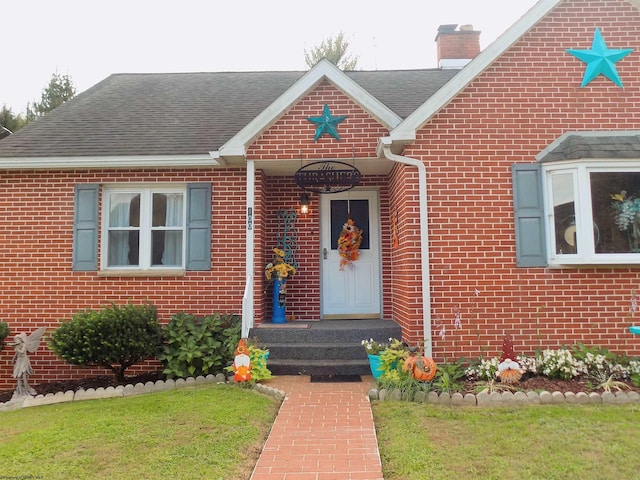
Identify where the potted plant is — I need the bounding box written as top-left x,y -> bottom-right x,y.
362,338 -> 388,379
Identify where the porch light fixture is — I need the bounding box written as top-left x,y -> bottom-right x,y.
300,193 -> 310,214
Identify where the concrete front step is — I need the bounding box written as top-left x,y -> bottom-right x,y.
266,358 -> 371,376
250,319 -> 400,378
265,342 -> 365,361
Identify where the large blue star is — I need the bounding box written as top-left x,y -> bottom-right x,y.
566,28 -> 633,88
306,104 -> 347,142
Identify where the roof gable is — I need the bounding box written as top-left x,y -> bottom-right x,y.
213,59 -> 403,164
389,0 -> 563,147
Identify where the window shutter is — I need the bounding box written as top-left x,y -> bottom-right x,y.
186,183 -> 212,270
512,164 -> 547,267
73,184 -> 99,271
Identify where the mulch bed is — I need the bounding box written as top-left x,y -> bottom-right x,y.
462,375 -> 640,396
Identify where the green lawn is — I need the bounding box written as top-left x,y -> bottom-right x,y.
3,384 -> 640,480
0,384 -> 280,480
373,402 -> 640,480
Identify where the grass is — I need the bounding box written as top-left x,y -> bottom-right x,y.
373,402 -> 640,480
3,382 -> 640,480
0,384 -> 280,480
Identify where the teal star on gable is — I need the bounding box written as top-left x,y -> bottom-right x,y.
566,28 -> 633,88
306,104 -> 347,142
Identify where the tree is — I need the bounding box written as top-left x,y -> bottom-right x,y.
304,32 -> 359,71
0,105 -> 25,139
26,72 -> 76,121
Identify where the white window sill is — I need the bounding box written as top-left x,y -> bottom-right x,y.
97,269 -> 186,278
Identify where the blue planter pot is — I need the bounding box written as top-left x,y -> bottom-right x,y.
271,276 -> 287,324
368,354 -> 384,379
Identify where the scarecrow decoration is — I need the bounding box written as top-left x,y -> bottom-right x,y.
337,218 -> 363,270
233,338 -> 252,383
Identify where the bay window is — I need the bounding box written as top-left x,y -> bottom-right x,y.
545,163 -> 640,265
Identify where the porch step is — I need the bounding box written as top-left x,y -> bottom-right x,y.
265,343 -> 364,360
265,359 -> 370,376
249,319 -> 401,377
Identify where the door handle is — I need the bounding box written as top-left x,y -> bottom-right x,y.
323,248 -> 327,260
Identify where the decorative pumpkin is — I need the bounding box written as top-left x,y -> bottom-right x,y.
404,353 -> 437,382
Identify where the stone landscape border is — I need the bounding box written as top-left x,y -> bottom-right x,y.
0,374 -> 285,412
369,387 -> 640,406
3,377 -> 639,412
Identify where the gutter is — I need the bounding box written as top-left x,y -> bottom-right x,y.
379,137 -> 433,357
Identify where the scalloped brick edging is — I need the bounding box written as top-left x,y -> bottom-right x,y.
368,388 -> 640,407
0,374 -> 285,412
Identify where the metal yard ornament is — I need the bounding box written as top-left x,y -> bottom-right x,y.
306,104 -> 347,141
566,28 -> 633,88
10,326 -> 46,399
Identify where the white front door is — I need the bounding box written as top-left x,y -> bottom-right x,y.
320,190 -> 381,319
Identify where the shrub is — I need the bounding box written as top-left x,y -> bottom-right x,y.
0,321 -> 9,351
159,312 -> 241,379
535,347 -> 580,380
50,302 -> 163,383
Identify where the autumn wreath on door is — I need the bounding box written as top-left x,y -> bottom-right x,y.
338,218 -> 363,270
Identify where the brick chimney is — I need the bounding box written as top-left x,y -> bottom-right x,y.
435,24 -> 481,69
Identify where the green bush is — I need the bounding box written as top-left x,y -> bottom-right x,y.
159,312 -> 241,379
50,303 -> 163,383
0,321 -> 9,352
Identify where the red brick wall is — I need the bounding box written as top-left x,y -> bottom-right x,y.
388,164 -> 425,343
404,0 -> 640,361
0,168 -> 246,389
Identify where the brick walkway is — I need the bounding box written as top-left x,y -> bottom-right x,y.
250,376 -> 384,480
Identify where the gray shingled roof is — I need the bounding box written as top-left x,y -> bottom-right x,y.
537,132 -> 640,162
0,69 -> 458,158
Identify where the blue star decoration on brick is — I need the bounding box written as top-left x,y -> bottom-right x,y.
306,104 -> 347,142
566,28 -> 633,88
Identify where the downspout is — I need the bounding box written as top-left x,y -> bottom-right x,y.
242,159 -> 256,338
379,137 -> 433,357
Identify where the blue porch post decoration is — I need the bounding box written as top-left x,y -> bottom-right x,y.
271,276 -> 287,324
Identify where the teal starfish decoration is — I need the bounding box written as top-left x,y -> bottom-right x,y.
566,28 -> 633,88
306,104 -> 347,142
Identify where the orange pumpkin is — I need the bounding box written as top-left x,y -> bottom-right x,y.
404,355 -> 437,381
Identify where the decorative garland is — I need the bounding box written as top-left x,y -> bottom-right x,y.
337,218 -> 362,270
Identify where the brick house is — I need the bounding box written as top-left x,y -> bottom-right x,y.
1,0 -> 640,388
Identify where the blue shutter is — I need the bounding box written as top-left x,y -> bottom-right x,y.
73,184 -> 99,271
512,164 -> 547,267
186,183 -> 212,270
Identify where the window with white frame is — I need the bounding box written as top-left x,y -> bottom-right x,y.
545,162 -> 640,265
103,186 -> 186,269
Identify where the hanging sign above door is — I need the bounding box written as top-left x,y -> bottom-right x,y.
295,160 -> 361,194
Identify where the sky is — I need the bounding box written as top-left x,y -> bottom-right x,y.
2,0 -> 539,115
